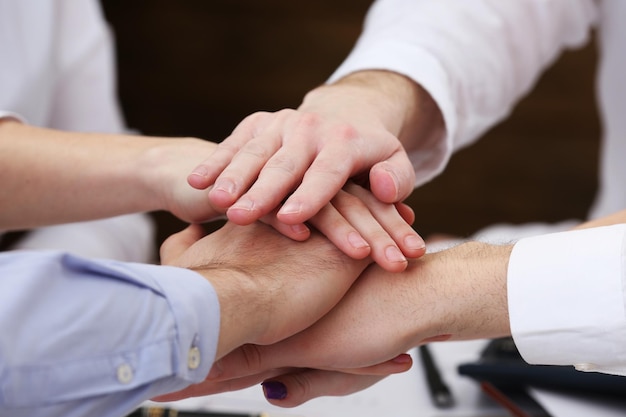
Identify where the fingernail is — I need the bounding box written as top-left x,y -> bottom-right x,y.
348,231 -> 370,249
385,246 -> 407,263
290,223 -> 310,235
262,380 -> 287,400
190,165 -> 209,177
214,178 -> 236,194
393,353 -> 412,364
278,201 -> 302,216
404,234 -> 426,251
231,198 -> 255,212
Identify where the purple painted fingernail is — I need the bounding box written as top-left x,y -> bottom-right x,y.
262,380 -> 287,400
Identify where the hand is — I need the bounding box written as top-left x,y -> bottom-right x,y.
149,137 -> 425,266
186,71 -> 436,266
145,137 -> 223,224
187,105 -> 413,224
186,71 -> 434,224
284,182 -> 425,272
187,70 -> 443,226
159,220 -> 370,359
164,241 -> 511,404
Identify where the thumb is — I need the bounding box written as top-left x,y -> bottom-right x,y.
159,224 -> 206,264
261,370 -> 390,407
369,151 -> 415,203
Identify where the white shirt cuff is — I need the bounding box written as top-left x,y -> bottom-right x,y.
508,224 -> 626,375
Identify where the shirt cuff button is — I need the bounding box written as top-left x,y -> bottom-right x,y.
188,346 -> 201,370
117,363 -> 134,384
575,362 -> 596,372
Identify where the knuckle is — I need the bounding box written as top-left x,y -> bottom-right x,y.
264,154 -> 298,176
216,140 -> 241,158
331,123 -> 360,143
239,111 -> 270,127
240,344 -> 264,373
289,372 -> 315,399
231,111 -> 272,137
370,230 -> 393,244
331,191 -> 367,212
310,161 -> 348,180
295,112 -> 322,129
241,141 -> 271,160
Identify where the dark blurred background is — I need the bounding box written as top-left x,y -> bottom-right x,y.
101,1 -> 600,246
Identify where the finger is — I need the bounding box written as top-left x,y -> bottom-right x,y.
208,135 -> 283,210
207,343 -> 408,384
396,202 -> 415,225
152,368 -> 289,402
369,150 -> 416,203
159,224 -> 206,264
276,140 -> 362,225
225,145 -> 315,225
187,112 -> 273,190
324,189 -> 408,272
219,110 -> 328,223
307,200 -> 372,260
344,183 -> 425,261
331,353 -> 413,375
259,209 -> 311,242
261,371 -> 388,407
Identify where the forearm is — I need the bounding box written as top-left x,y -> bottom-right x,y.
573,209 -> 626,230
409,241 -> 512,344
0,120 -> 212,229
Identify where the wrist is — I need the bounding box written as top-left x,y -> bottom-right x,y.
198,267 -> 265,358
413,242 -> 512,344
135,137 -> 183,212
137,137 -> 219,216
301,71 -> 411,136
305,70 -> 443,149
449,241 -> 512,339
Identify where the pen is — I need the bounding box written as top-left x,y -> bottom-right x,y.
419,344 -> 455,409
127,406 -> 267,417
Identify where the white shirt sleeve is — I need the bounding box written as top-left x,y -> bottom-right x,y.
329,0 -> 597,186
0,0 -> 155,262
12,214 -> 156,262
508,224 -> 626,376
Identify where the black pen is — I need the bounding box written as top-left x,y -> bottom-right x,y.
419,344 -> 455,408
127,406 -> 266,417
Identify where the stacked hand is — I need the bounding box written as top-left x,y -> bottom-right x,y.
151,71 -> 455,406
185,71 -> 437,271
156,225 -> 512,407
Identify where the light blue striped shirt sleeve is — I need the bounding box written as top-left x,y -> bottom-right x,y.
0,250 -> 220,417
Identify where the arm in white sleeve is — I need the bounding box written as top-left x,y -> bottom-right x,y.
0,251 -> 219,417
0,0 -> 155,261
49,0 -> 126,134
12,214 -> 157,263
329,0 -> 597,186
508,224 -> 626,376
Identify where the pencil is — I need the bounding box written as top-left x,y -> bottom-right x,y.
419,344 -> 455,408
